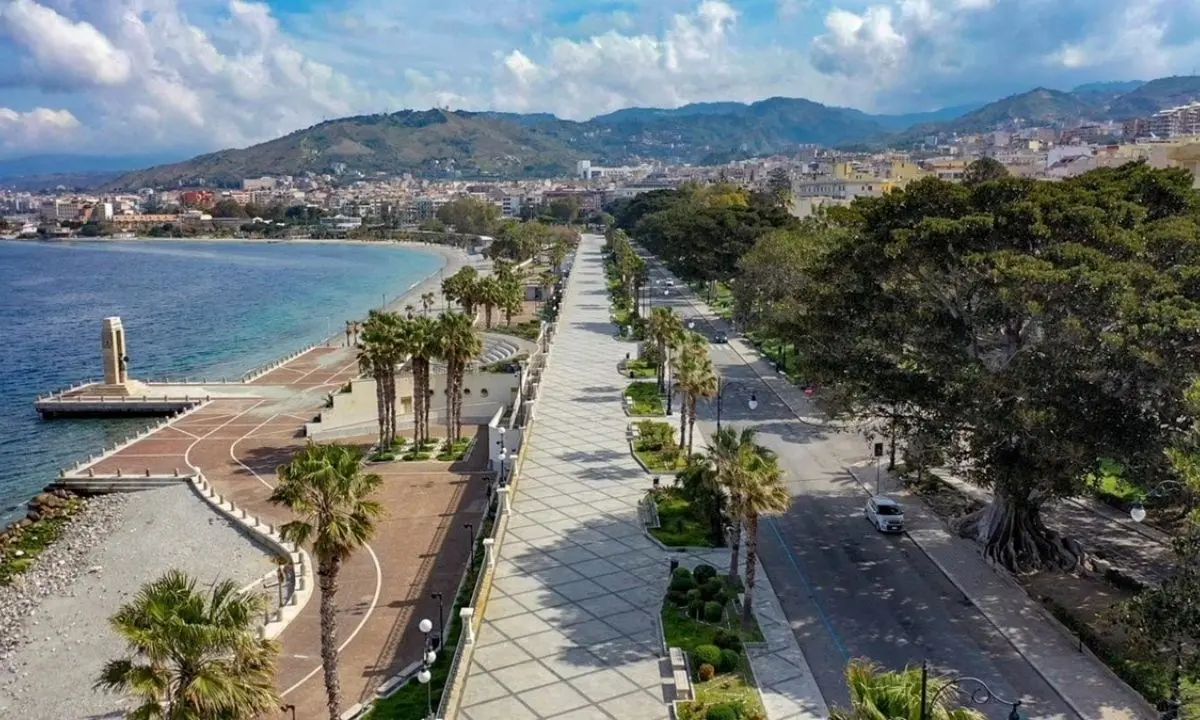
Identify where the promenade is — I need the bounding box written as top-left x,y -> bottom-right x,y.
67,342 -> 491,715
454,235 -> 826,720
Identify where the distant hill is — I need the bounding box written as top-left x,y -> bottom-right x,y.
105,75 -> 1200,187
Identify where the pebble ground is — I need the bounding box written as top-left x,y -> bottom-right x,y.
0,485 -> 276,719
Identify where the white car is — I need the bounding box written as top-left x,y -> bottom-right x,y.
865,496 -> 905,533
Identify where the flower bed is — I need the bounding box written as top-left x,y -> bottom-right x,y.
626,381 -> 665,416
648,488 -> 717,548
632,420 -> 687,471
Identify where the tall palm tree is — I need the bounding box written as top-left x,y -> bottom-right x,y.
674,453 -> 724,545
478,276 -> 504,329
830,659 -> 985,720
549,240 -> 569,275
739,447 -> 790,627
437,311 -> 483,441
420,291 -> 436,316
358,311 -> 396,447
709,426 -> 758,582
404,315 -> 438,446
672,332 -> 716,454
538,270 -> 557,305
96,569 -> 280,719
441,266 -> 478,313
501,278 -> 524,326
647,307 -> 684,391
270,442 -> 383,720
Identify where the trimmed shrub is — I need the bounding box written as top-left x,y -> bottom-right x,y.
705,704 -> 738,720
686,588 -> 704,604
713,629 -> 743,652
700,578 -> 724,601
694,644 -> 722,667
703,601 -> 724,623
693,563 -> 718,584
717,648 -> 740,673
698,663 -> 716,682
687,598 -> 706,618
667,589 -> 688,607
670,575 -> 695,593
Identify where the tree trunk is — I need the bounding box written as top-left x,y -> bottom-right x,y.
506,307 -> 514,325
318,556 -> 343,720
742,514 -> 759,629
686,396 -> 697,455
454,369 -> 464,441
485,305 -> 493,328
953,487 -> 1083,574
412,366 -> 423,445
679,393 -> 688,448
888,417 -> 897,471
422,362 -> 433,444
374,371 -> 385,447
387,367 -> 398,445
727,513 -> 741,580
446,360 -> 456,442
658,343 -> 667,391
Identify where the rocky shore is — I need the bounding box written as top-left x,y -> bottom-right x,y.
0,490 -> 127,673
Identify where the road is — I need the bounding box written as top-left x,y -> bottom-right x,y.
645,262 -> 1076,720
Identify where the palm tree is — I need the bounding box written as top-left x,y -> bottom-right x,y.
830,659 -> 985,720
406,315 -> 438,446
270,442 -> 383,720
709,426 -> 758,582
549,240 -> 569,275
674,454 -> 724,545
437,311 -> 483,441
672,332 -> 716,454
501,278 -> 524,326
441,266 -> 478,313
478,276 -> 504,329
96,569 -> 280,719
738,447 -> 790,627
538,270 -> 556,305
421,291 -> 436,316
358,311 -> 396,447
647,307 -> 684,391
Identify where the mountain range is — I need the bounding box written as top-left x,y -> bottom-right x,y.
25,75 -> 1200,190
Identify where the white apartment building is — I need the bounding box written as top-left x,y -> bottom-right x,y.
1148,102 -> 1200,139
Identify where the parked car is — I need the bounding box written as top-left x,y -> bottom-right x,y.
865,496 -> 905,533
713,330 -> 728,343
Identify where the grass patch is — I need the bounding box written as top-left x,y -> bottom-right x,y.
368,505 -> 496,718
491,320 -> 541,342
0,502 -> 81,586
402,440 -> 439,461
649,488 -> 717,548
436,438 -> 472,462
633,421 -> 687,472
623,357 -> 656,379
369,438 -> 408,462
662,570 -> 766,720
626,381 -> 665,416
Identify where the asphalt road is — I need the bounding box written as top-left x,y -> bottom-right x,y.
645,264 -> 1076,720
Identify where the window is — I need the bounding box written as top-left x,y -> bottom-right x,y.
876,504 -> 903,516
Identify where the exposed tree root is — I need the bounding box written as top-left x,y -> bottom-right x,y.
952,495 -> 1084,575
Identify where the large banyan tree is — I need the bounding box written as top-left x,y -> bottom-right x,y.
795,161 -> 1200,573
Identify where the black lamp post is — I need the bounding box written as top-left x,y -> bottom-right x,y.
714,377 -> 759,431
281,705 -> 296,720
1128,479 -> 1189,719
919,660 -> 1022,720
430,592 -> 445,649
464,522 -> 474,543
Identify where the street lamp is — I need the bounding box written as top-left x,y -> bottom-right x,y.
1129,479 -> 1188,525
417,666 -> 433,719
1128,479 -> 1188,720
464,522 -> 474,543
280,705 -> 296,720
715,377 -> 759,431
430,592 -> 445,648
919,660 -> 1022,720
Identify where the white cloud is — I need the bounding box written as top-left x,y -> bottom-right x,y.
0,107 -> 82,150
0,0 -> 132,89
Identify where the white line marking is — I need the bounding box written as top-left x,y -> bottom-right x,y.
229,413 -> 283,490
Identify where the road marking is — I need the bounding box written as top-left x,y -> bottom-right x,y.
765,511 -> 851,661
281,543 -> 383,698
183,400 -> 268,471
229,413 -> 284,490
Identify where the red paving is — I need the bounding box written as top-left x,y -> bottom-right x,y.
75,346 -> 491,715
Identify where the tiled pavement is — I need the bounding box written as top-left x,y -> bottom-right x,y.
457,234 -> 825,720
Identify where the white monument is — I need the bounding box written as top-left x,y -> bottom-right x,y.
95,317 -> 146,396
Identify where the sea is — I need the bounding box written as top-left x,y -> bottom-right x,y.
0,239 -> 444,526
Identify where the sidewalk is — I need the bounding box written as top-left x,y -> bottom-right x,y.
651,257 -> 1157,720
454,235 -> 825,720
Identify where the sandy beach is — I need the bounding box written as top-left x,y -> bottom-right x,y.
0,239 -> 480,717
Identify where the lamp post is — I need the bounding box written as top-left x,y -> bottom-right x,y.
418,617 -> 436,718
430,592 -> 445,650
1129,479 -> 1189,720
464,522 -> 474,543
919,659 -> 1023,720
714,377 -> 759,431
280,705 -> 296,720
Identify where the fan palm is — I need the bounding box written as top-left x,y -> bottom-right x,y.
501,278 -> 524,326
709,426 -> 758,582
539,270 -> 557,305
674,453 -> 725,545
549,240 -> 569,275
270,442 -> 383,720
672,333 -> 716,454
830,659 -> 985,720
647,307 -> 684,391
95,569 -> 280,719
437,311 -> 483,441
478,276 -> 504,329
420,291 -> 436,316
739,447 -> 790,627
358,310 -> 400,447
405,315 -> 438,445
441,266 -> 479,315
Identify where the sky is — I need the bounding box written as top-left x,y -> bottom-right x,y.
0,0 -> 1197,158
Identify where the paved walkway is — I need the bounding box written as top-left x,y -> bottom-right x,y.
661,257 -> 1155,720
456,235 -> 825,720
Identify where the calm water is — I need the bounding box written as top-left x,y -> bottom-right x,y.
0,240 -> 443,524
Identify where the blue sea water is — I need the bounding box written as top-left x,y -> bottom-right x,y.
0,240 -> 443,524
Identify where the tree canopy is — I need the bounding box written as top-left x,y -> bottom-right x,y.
436,196 -> 500,235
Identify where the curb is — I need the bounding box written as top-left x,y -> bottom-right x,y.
842,463 -> 1156,720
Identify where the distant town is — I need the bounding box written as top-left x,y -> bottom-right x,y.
3,100 -> 1199,240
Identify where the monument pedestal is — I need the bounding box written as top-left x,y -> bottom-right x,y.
89,380 -> 150,397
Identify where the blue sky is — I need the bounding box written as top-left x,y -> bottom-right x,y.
0,0 -> 1196,156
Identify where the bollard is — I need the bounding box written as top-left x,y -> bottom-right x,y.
460,608 -> 476,644
173,468 -> 180,477
482,538 -> 495,568
87,469 -> 94,477
59,469 -> 65,478
498,487 -> 511,514
145,469 -> 151,477
116,468 -> 123,477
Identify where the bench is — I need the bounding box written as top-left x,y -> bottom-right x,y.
626,423 -> 640,440
669,647 -> 693,701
